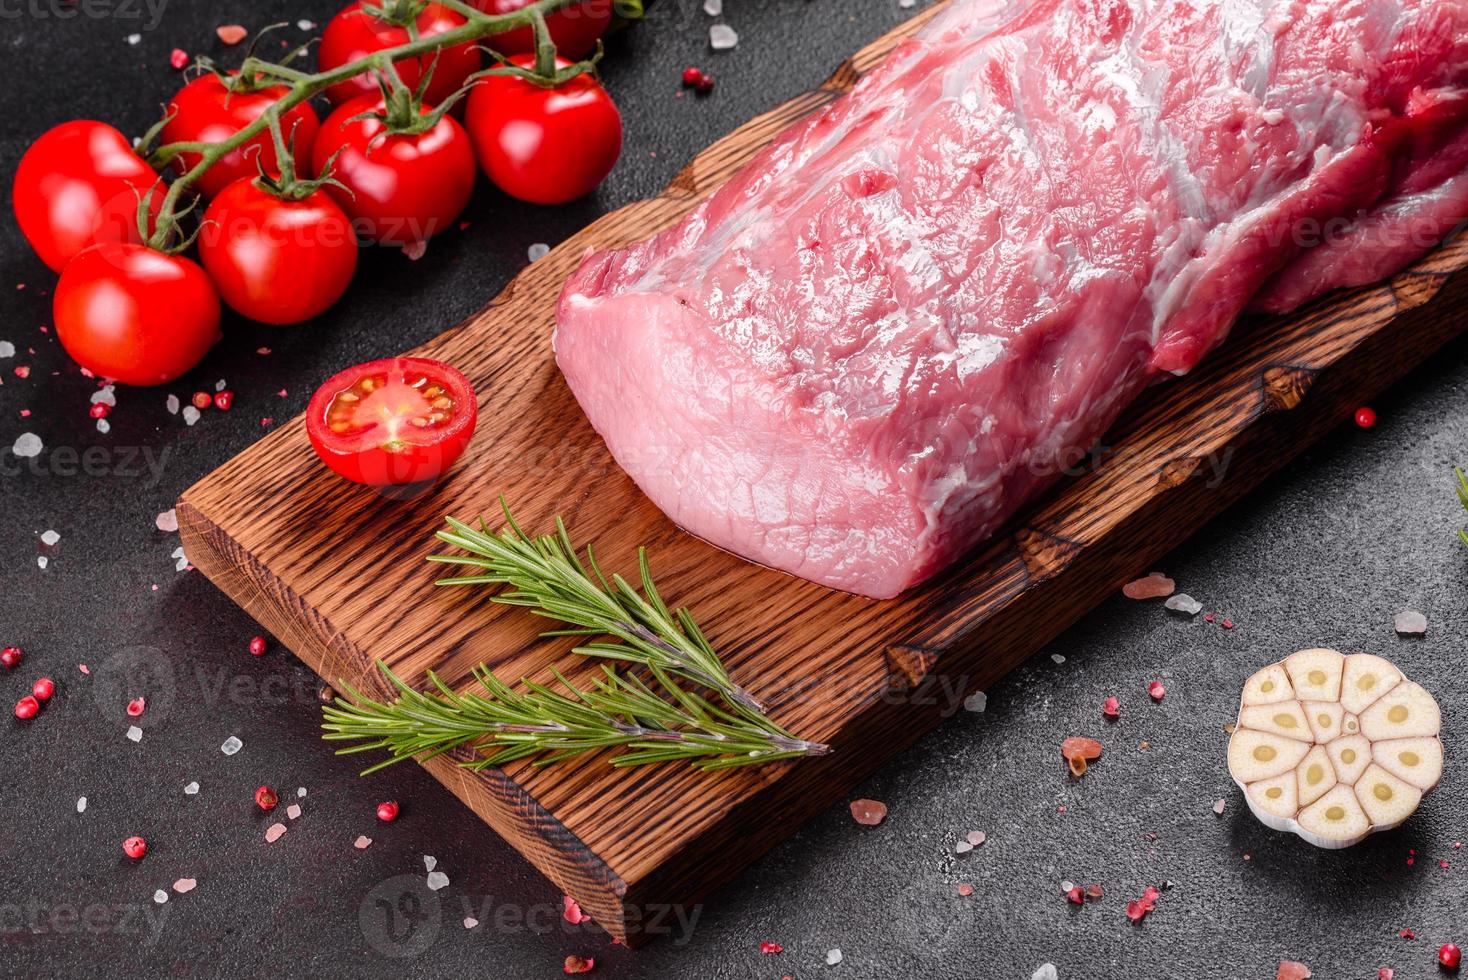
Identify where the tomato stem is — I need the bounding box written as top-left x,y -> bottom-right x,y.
141,0 -> 595,252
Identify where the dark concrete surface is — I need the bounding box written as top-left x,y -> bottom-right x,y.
3,1 -> 1467,977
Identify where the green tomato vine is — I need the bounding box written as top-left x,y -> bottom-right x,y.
137,0 -> 606,252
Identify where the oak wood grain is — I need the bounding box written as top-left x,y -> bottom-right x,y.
177,1 -> 1468,944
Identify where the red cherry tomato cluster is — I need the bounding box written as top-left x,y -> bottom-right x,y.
12,1 -> 623,400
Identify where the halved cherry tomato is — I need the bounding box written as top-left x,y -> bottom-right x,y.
199,177 -> 359,325
54,242 -> 221,386
312,94 -> 477,246
12,120 -> 165,272
319,1 -> 480,107
306,357 -> 477,485
471,0 -> 612,59
464,56 -> 621,204
159,74 -> 320,198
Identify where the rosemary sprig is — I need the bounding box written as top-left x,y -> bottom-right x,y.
1456,467 -> 1468,548
429,504 -> 767,717
323,662 -> 825,772
321,504 -> 829,772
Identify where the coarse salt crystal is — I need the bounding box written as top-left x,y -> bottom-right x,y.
1164,593 -> 1202,616
153,889 -> 167,903
527,243 -> 550,262
220,735 -> 242,755
403,241 -> 428,261
12,433 -> 42,458
1213,798 -> 1226,816
173,878 -> 197,894
963,691 -> 987,712
0,341 -> 13,358
286,804 -> 302,820
40,530 -> 59,546
955,840 -> 973,854
297,787 -> 306,797
126,33 -> 142,45
184,782 -> 199,795
702,0 -> 721,14
1394,610 -> 1428,636
96,419 -> 110,434
1032,966 -> 1058,980
710,24 -> 738,49
463,917 -> 478,929
37,556 -> 47,570
424,855 -> 436,871
76,797 -> 86,813
354,835 -> 372,849
1051,654 -> 1065,664
126,726 -> 143,742
166,394 -> 180,415
265,822 -> 287,843
426,871 -> 449,891
297,19 -> 314,29
183,405 -> 200,426
826,948 -> 843,966
91,385 -> 116,406
156,509 -> 178,532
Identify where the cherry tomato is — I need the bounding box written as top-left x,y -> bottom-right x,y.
464,56 -> 621,204
319,1 -> 480,107
199,178 -> 359,325
12,120 -> 165,272
160,74 -> 320,198
471,0 -> 612,59
306,357 -> 477,485
54,242 -> 220,386
312,95 -> 476,246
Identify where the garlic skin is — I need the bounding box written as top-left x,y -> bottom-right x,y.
1228,649 -> 1443,849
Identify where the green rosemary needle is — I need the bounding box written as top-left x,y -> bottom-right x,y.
1456,467 -> 1468,548
320,502 -> 829,772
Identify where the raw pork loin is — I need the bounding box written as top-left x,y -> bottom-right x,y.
556,0 -> 1468,598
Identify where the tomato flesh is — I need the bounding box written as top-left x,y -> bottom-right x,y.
306,357 -> 477,486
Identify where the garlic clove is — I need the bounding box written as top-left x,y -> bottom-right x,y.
1296,784 -> 1370,847
1238,701 -> 1312,741
1340,653 -> 1402,715
1242,663 -> 1295,706
1283,648 -> 1345,703
1228,729 -> 1311,782
1371,737 -> 1444,792
1358,682 -> 1441,741
1296,744 -> 1337,807
1353,763 -> 1422,830
1303,700 -> 1344,743
1326,734 -> 1372,785
1246,773 -> 1299,822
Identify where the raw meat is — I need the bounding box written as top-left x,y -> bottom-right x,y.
555,0 -> 1468,598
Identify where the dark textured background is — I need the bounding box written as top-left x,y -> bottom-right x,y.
2,1 -> 1467,977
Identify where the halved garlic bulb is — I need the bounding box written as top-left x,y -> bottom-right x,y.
1229,649 -> 1442,848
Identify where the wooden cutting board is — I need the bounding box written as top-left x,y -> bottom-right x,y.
178,1 -> 1468,945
